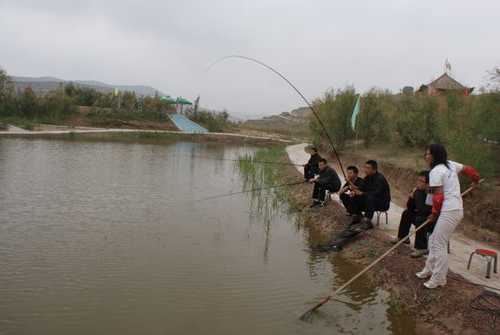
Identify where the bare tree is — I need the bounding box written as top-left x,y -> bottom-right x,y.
487,66 -> 500,90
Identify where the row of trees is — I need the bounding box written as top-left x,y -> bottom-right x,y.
0,67 -> 174,124
310,80 -> 500,176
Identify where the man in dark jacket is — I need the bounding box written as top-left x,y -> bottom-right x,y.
353,160 -> 391,225
310,158 -> 341,208
394,171 -> 432,257
339,165 -> 366,216
304,147 -> 322,181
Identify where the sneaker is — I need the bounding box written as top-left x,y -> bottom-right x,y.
410,249 -> 427,258
415,269 -> 432,279
423,279 -> 446,289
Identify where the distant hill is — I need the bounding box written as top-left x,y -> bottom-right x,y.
241,106 -> 311,138
11,76 -> 166,97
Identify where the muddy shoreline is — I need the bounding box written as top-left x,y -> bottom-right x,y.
276,150 -> 492,335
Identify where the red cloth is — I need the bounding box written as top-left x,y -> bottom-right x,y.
432,193 -> 444,215
462,165 -> 480,183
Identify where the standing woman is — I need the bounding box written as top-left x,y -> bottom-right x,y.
416,144 -> 480,288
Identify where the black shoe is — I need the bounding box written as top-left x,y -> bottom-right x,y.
309,201 -> 321,208
360,218 -> 374,230
351,214 -> 362,224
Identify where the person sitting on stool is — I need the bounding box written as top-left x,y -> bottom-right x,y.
304,146 -> 322,181
352,160 -> 391,228
339,165 -> 366,219
310,158 -> 341,208
393,170 -> 433,258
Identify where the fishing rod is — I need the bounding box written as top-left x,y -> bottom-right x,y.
165,179 -> 306,208
168,153 -> 304,167
299,180 -> 484,321
208,55 -> 348,181
193,180 -> 306,202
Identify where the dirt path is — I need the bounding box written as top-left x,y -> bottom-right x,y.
287,143 -> 500,291
0,125 -> 294,144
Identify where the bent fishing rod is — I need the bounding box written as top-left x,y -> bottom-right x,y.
299,180 -> 484,321
208,55 -> 348,181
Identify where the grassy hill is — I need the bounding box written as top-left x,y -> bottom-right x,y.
11,76 -> 166,97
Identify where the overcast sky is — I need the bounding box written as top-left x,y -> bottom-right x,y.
1,0 -> 499,117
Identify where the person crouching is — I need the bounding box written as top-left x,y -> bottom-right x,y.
393,171 -> 432,258
339,165 -> 366,218
310,158 -> 341,208
352,160 -> 391,225
304,146 -> 322,181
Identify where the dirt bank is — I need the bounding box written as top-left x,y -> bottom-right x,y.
276,152 -> 496,335
0,129 -> 294,147
61,106 -> 179,131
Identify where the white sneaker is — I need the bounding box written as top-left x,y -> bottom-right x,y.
423,279 -> 446,289
415,269 -> 432,279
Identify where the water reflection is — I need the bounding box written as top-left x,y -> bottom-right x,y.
0,138 -> 415,335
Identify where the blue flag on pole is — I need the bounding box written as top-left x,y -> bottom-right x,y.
351,95 -> 361,131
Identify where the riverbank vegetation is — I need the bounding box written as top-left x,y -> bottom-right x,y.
184,109 -> 237,132
310,86 -> 500,177
0,67 -> 175,129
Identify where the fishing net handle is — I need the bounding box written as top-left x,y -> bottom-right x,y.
303,179 -> 484,315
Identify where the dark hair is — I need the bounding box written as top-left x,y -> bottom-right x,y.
418,170 -> 430,183
319,158 -> 327,164
365,160 -> 378,170
310,147 -> 318,153
347,165 -> 359,174
426,144 -> 449,169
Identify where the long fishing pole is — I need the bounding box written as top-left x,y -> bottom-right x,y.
166,179 -> 306,208
193,180 -> 306,202
208,55 -> 348,181
299,180 -> 483,321
168,153 -> 304,167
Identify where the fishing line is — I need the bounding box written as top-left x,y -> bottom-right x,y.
207,55 -> 348,181
167,153 -> 304,167
165,179 -> 306,208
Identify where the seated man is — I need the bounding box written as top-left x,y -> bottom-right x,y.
310,158 -> 341,208
339,165 -> 366,216
394,171 -> 432,258
303,146 -> 322,181
353,160 -> 391,227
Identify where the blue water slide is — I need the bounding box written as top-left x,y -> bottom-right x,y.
168,114 -> 208,133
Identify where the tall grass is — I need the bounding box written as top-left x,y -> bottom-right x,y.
237,146 -> 300,222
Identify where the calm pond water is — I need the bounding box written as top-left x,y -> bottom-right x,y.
0,138 -> 415,335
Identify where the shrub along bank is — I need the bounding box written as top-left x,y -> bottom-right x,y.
310,87 -> 500,177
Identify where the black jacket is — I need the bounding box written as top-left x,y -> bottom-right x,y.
364,172 -> 391,204
406,189 -> 431,218
304,153 -> 321,179
316,166 -> 341,192
341,177 -> 366,193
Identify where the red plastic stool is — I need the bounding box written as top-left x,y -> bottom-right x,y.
467,249 -> 498,279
